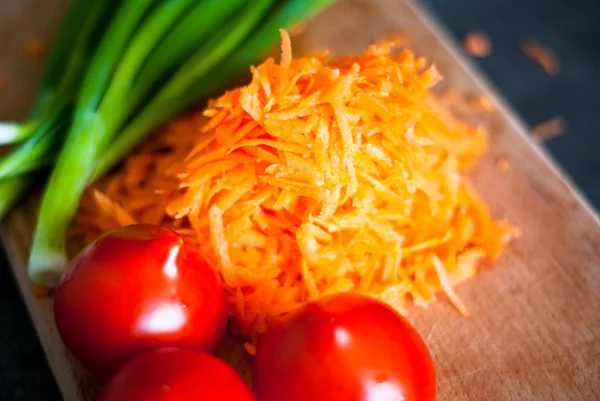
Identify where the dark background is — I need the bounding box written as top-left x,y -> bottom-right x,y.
1,0 -> 598,400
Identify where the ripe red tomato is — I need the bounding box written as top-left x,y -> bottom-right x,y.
97,348 -> 256,401
253,293 -> 436,401
54,224 -> 227,380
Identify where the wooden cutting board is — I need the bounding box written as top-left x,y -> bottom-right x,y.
2,0 -> 600,400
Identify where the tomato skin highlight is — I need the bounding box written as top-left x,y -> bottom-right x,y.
97,348 -> 256,401
253,293 -> 436,401
54,224 -> 227,380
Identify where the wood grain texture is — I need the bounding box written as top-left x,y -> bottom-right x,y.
2,0 -> 600,400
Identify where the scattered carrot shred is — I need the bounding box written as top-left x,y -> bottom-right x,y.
531,117 -> 566,141
463,31 -> 492,58
26,37 -> 46,58
437,88 -> 494,117
467,94 -> 493,112
290,21 -> 307,37
72,31 -> 516,342
378,32 -> 410,48
496,158 -> 512,172
244,342 -> 257,355
279,29 -> 292,69
521,40 -> 560,75
33,283 -> 51,298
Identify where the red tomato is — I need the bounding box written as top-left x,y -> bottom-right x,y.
97,348 -> 256,401
54,224 -> 227,380
253,293 -> 436,401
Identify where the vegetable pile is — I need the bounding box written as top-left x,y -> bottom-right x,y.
0,0 -> 334,286
72,32 -> 517,342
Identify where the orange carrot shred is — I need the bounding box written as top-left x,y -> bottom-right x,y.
26,37 -> 46,58
279,29 -> 292,69
521,39 -> 560,75
73,30 -> 516,341
468,94 -> 493,112
496,157 -> 512,172
463,31 -> 492,58
33,283 -> 51,298
531,116 -> 566,141
244,342 -> 257,355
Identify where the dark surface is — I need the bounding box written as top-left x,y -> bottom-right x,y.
0,250 -> 61,401
427,0 -> 600,210
0,0 -> 598,400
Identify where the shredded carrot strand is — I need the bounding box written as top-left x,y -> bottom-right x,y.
521,39 -> 560,75
531,116 -> 566,141
463,31 -> 492,58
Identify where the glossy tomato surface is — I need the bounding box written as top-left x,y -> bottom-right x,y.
97,348 -> 256,401
54,224 -> 227,380
253,293 -> 436,401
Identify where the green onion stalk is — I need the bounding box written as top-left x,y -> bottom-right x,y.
135,0 -> 250,100
0,0 -> 118,215
0,121 -> 40,146
0,114 -> 66,179
29,0 -> 93,118
0,175 -> 39,219
0,0 -> 90,145
0,0 -> 111,145
28,0 -> 160,285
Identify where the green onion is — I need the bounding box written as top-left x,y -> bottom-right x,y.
136,0 -> 275,108
0,121 -> 62,179
0,121 -> 38,145
96,0 -> 335,178
29,0 -> 159,285
180,0 -> 336,108
0,174 -> 40,219
28,0 -> 93,118
0,177 -> 31,219
91,0 -> 200,151
135,0 -> 249,95
0,0 -> 115,146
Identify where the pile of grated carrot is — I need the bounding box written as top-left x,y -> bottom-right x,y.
72,31 -> 516,342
